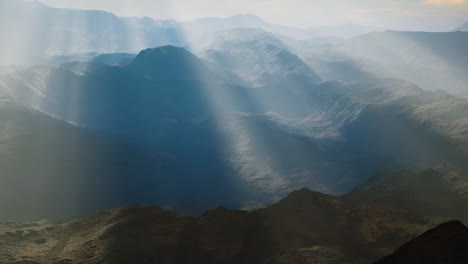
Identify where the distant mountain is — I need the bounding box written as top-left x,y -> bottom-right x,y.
285,30 -> 468,98
374,221 -> 468,264
329,31 -> 468,98
452,22 -> 468,31
342,31 -> 468,70
0,0 -> 185,64
1,166 -> 467,264
184,14 -> 381,41
196,28 -> 320,88
0,1 -> 382,65
185,14 -> 268,32
128,45 -> 210,82
90,53 -> 136,66
307,24 -> 383,39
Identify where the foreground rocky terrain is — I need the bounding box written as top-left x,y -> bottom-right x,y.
1,166 -> 467,264
374,220 -> 468,264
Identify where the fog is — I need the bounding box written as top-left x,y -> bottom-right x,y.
1,0 -> 468,221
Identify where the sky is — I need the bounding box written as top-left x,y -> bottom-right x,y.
39,0 -> 468,31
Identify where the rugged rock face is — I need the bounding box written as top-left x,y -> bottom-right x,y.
196,29 -> 320,87
374,220 -> 468,264
1,166 -> 467,264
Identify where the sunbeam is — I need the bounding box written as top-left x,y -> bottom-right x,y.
1,1 -> 468,263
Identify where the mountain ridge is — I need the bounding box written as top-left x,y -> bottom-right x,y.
1,166 -> 467,264
2,45 -> 468,219
374,220 -> 468,264
128,45 -> 208,81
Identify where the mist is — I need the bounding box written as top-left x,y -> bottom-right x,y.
0,0 -> 468,222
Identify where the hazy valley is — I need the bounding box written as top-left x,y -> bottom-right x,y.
0,0 -> 468,263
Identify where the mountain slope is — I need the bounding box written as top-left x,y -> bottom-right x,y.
0,97 -> 177,221
196,29 -> 320,88
90,53 -> 136,66
1,166 -> 467,264
374,221 -> 468,264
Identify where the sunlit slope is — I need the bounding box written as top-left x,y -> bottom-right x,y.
339,31 -> 468,98
1,166 -> 467,264
195,29 -> 320,87
283,30 -> 468,98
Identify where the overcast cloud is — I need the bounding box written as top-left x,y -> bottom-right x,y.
39,0 -> 468,31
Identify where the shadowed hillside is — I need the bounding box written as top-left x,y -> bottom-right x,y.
1,166 -> 467,264
374,220 -> 468,264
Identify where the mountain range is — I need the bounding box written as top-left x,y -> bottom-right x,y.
0,2 -> 468,263
0,0 -> 382,65
2,40 -> 468,219
1,165 -> 467,264
335,31 -> 468,98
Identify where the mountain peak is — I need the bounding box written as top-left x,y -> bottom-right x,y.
275,188 -> 341,209
0,0 -> 46,8
419,220 -> 468,237
132,45 -> 195,63
375,220 -> 468,264
128,46 -> 205,80
228,13 -> 265,22
201,206 -> 248,218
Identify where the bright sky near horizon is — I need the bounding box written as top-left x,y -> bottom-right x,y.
39,0 -> 468,31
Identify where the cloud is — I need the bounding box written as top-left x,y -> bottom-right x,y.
424,0 -> 468,5
38,0 -> 467,31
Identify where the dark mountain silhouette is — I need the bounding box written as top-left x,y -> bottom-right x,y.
1,166 -> 467,264
374,220 -> 468,264
128,45 -> 210,82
